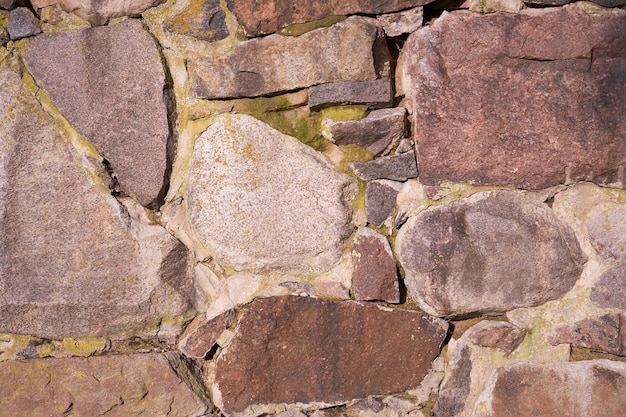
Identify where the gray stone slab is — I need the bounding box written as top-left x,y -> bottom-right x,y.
308,78 -> 393,110
7,7 -> 41,40
350,150 -> 417,181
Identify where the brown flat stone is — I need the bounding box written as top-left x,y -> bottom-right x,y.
30,0 -> 164,25
549,314 -> 626,356
214,295 -> 447,414
225,0 -> 434,37
404,5 -> 626,189
178,310 -> 235,358
465,321 -> 527,353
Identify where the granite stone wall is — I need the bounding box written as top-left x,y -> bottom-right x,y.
1,0 -> 625,416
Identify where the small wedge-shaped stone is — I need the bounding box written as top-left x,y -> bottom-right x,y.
226,0 -> 434,37
187,114 -> 356,275
22,19 -> 169,207
0,354 -> 208,416
395,191 -> 587,317
473,360 -> 626,417
30,0 -> 164,25
404,5 -> 626,189
213,295 -> 448,415
0,65 -> 191,339
189,16 -> 381,99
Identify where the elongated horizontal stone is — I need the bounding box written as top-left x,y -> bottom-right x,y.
308,78 -> 393,110
214,295 -> 447,415
0,354 -> 208,416
549,314 -> 626,356
190,16 -> 382,99
350,151 -> 418,181
396,191 -> 587,317
30,0 -> 164,25
226,0 -> 434,37
404,5 -> 626,189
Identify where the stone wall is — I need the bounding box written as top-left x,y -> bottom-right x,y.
1,0 -> 625,416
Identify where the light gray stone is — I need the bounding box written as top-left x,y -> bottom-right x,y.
377,7 -> 424,37
7,7 -> 41,40
0,64 -> 192,339
30,0 -> 165,25
22,19 -> 170,207
189,16 -> 382,99
308,78 -> 393,110
586,201 -> 626,262
350,151 -> 418,181
396,191 -> 587,317
187,114 -> 356,275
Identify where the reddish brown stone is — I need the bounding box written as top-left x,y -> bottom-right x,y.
474,360 -> 626,417
465,321 -> 527,353
225,0 -> 434,37
178,310 -> 235,358
549,314 -> 626,356
351,228 -> 400,303
590,262 -> 626,309
214,295 -> 447,414
404,6 -> 626,189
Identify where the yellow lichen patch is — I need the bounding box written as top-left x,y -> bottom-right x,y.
0,334 -> 34,362
36,338 -> 108,358
38,5 -> 91,35
0,10 -> 8,27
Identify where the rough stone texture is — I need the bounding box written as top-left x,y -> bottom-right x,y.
590,262 -> 626,309
377,7 -> 424,37
0,0 -> 25,8
469,0 -> 523,13
189,16 -> 382,99
395,191 -> 587,317
465,321 -> 527,353
22,19 -> 170,207
586,201 -> 626,262
178,310 -> 235,359
525,0 -> 626,6
225,0 -> 434,37
187,114 -> 356,275
404,5 -> 626,189
350,151 -> 418,181
30,0 -> 165,25
438,345 -> 472,417
0,354 -> 208,416
366,180 -> 402,228
165,0 -> 229,42
214,295 -> 448,415
308,78 -> 393,110
473,360 -> 626,417
351,228 -> 400,303
0,65 -> 191,339
0,25 -> 9,47
7,7 -> 41,40
327,108 -> 407,156
549,314 -> 626,356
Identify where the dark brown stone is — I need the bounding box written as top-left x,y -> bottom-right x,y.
165,0 -> 229,42
7,7 -> 41,40
404,6 -> 626,189
590,262 -> 626,309
178,310 -> 235,358
351,228 -> 400,303
225,0 -> 435,37
474,361 -> 626,417
396,191 -> 587,317
328,108 -> 407,156
350,151 -> 417,181
214,295 -> 447,414
549,314 -> 626,356
365,180 -> 402,228
308,78 -> 393,110
22,19 -> 169,207
465,321 -> 527,353
0,0 -> 27,9
0,354 -> 209,416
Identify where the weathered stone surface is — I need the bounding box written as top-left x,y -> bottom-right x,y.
225,0 -> 434,37
189,16 -> 382,99
469,0 -> 523,13
165,0 -> 229,42
465,321 -> 527,353
525,0 -> 626,6
30,0 -> 165,25
549,314 -> 626,356
0,354 -> 208,416
586,201 -> 626,262
326,108 -> 407,156
590,262 -> 626,309
214,295 -> 448,415
187,114 -> 356,275
0,65 -> 191,339
350,151 -> 417,181
351,228 -> 399,303
22,20 -> 169,207
0,0 -> 26,9
0,25 -> 9,46
473,360 -> 626,417
308,78 -> 393,110
377,7 -> 423,37
7,7 -> 41,40
366,180 -> 402,228
438,345 -> 472,417
178,310 -> 235,358
396,191 -> 587,317
404,5 -> 626,189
